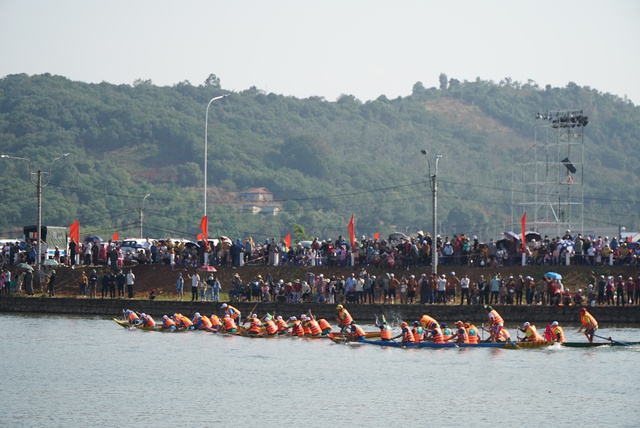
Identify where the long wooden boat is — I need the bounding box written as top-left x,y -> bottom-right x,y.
336,338 -> 553,349
113,318 -> 188,332
561,341 -> 640,348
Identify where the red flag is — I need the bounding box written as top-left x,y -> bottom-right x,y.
112,232 -> 119,242
69,221 -> 80,244
284,233 -> 291,249
374,232 -> 380,241
348,214 -> 355,247
197,233 -> 203,241
544,323 -> 554,342
200,216 -> 208,250
520,212 -> 526,250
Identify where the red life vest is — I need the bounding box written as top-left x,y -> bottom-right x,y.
309,320 -> 322,336
291,321 -> 304,336
249,318 -> 262,333
338,308 -> 353,327
223,317 -> 237,331
265,319 -> 278,335
318,319 -> 332,333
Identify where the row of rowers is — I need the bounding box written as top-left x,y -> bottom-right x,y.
371,306 -> 569,345
123,305 -> 335,335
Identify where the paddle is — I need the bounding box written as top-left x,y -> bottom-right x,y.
594,334 -> 630,347
241,302 -> 259,327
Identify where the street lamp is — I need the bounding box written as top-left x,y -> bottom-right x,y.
1,153 -> 70,281
421,149 -> 443,276
204,94 -> 228,217
140,193 -> 150,239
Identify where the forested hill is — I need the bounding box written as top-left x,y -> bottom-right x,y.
0,73 -> 638,243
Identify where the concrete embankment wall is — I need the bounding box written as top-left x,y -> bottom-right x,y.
1,297 -> 639,325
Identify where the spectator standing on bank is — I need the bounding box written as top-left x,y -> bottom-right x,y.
126,269 -> 135,299
176,272 -> 184,301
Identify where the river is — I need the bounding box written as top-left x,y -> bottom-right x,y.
1,314 -> 639,428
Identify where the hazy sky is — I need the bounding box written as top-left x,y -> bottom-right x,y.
1,0 -> 639,104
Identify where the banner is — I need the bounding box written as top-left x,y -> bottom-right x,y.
112,232 -> 119,242
348,214 -> 355,247
284,233 -> 291,250
69,221 -> 80,244
374,232 -> 380,241
521,212 -> 527,250
200,216 -> 208,250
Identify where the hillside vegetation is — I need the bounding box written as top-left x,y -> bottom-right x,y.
0,73 -> 638,243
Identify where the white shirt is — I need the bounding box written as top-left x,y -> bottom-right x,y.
460,278 -> 470,289
126,272 -> 135,285
191,274 -> 200,287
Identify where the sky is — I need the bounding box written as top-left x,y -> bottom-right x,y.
1,0 -> 639,105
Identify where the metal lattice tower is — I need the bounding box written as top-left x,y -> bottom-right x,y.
513,110 -> 587,238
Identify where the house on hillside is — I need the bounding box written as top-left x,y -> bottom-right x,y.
238,187 -> 273,203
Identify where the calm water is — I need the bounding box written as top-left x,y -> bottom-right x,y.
1,314 -> 639,428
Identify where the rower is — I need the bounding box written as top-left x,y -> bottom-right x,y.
550,321 -> 566,344
577,308 -> 598,344
427,322 -> 445,344
124,309 -> 140,325
161,315 -> 176,330
209,314 -> 222,332
304,315 -> 322,336
335,304 -> 353,333
419,314 -> 439,329
289,317 -> 304,337
193,313 -> 213,330
140,313 -> 155,328
376,318 -> 393,342
452,321 -> 469,344
465,322 -> 479,344
440,323 -> 453,341
275,315 -> 289,334
222,314 -> 237,333
221,303 -> 242,324
247,314 -> 262,335
317,318 -> 333,336
485,305 -> 505,343
350,322 -> 367,341
392,321 -> 416,344
412,321 -> 425,342
518,322 -> 544,342
173,313 -> 193,329
263,316 -> 279,336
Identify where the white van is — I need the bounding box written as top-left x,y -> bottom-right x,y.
119,238 -> 148,259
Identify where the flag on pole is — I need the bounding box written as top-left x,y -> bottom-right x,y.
544,323 -> 554,342
348,214 -> 355,247
112,232 -> 119,242
374,232 -> 380,241
69,221 -> 80,244
284,233 -> 291,250
200,216 -> 208,250
521,212 -> 527,250
197,233 -> 203,241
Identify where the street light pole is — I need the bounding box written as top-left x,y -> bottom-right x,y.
140,193 -> 150,239
1,153 -> 70,283
204,94 -> 228,217
421,150 -> 443,276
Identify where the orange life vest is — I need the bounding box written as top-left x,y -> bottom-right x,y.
223,317 -> 237,331
141,315 -> 155,327
210,315 -> 222,327
467,325 -> 479,344
265,319 -> 278,335
249,318 -> 262,333
488,309 -> 504,327
402,326 -> 415,343
338,308 -> 353,327
431,327 -> 444,344
162,318 -> 175,328
318,318 -> 332,333
580,311 -> 598,329
291,321 -> 304,336
276,319 -> 288,332
352,324 -> 366,339
455,327 -> 469,343
303,322 -> 312,335
380,324 -> 392,340
308,319 -> 322,336
524,325 -> 544,342
199,315 -> 213,329
552,325 -> 566,343
412,326 -> 425,342
177,315 -> 193,328
419,315 -> 438,329
225,305 -> 241,321
127,312 -> 139,323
